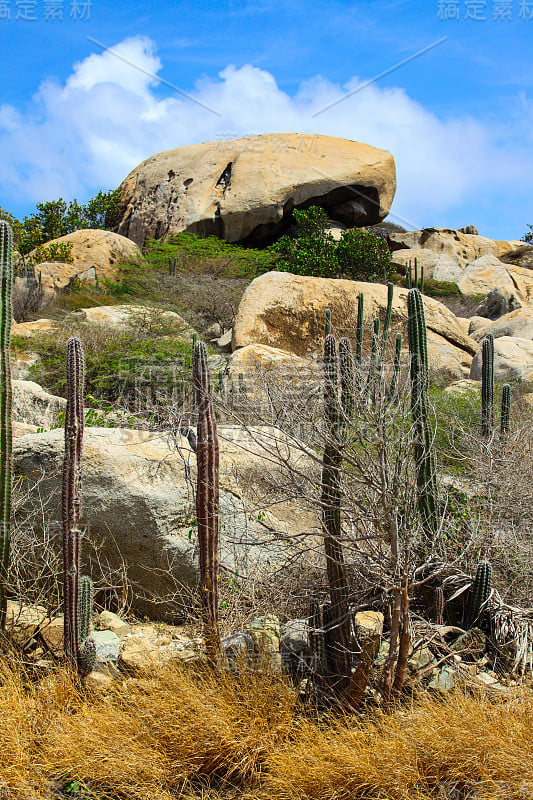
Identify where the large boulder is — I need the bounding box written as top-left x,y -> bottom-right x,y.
115,133 -> 396,246
390,248 -> 462,283
499,244 -> 533,270
457,255 -> 533,300
232,271 -> 477,379
13,426 -> 317,621
28,230 -> 142,293
468,308 -> 533,343
470,337 -> 533,383
12,380 -> 66,428
474,286 -> 525,320
387,228 -> 522,269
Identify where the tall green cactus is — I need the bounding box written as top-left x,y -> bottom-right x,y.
500,383 -> 511,435
62,336 -> 90,676
407,289 -> 438,536
78,575 -> 94,643
467,561 -> 492,629
324,308 -> 331,337
193,340 -> 222,662
481,333 -> 494,438
0,222 -> 13,631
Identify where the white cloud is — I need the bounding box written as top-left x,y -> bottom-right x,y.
1,35 -> 531,238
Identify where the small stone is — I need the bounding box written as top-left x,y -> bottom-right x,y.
119,635 -> 160,673
281,619 -> 309,656
96,610 -> 131,639
85,669 -> 114,692
5,601 -> 47,647
91,630 -> 120,662
428,666 -> 456,694
41,616 -> 64,653
408,647 -> 436,673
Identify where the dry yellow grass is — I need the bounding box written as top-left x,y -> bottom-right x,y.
0,660 -> 530,800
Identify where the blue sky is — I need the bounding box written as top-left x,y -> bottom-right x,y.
1,0 -> 532,240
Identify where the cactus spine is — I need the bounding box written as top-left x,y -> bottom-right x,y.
481,334 -> 494,438
500,383 -> 511,435
193,340 -> 222,662
62,336 -> 90,675
467,561 -> 492,628
407,289 -> 438,536
0,222 -> 12,630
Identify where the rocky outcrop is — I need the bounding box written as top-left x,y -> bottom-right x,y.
470,337 -> 533,383
387,228 -> 522,269
232,271 -> 477,379
28,229 -> 142,294
12,380 -> 66,428
13,426 -> 317,621
468,308 -> 533,343
115,133 -> 396,246
457,255 -> 533,301
474,286 -> 525,320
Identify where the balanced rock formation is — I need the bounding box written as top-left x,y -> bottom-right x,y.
232,271 -> 477,379
13,426 -> 317,621
28,230 -> 142,297
115,133 -> 396,246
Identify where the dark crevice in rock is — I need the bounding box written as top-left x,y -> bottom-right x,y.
239,184 -> 383,247
216,162 -> 233,194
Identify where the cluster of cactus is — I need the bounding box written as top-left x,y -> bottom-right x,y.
62,336 -> 95,678
407,288 -> 439,537
405,257 -> 424,293
193,340 -> 222,662
467,560 -> 492,629
0,222 -> 13,631
481,333 -> 511,437
326,283 -> 401,403
168,257 -> 178,277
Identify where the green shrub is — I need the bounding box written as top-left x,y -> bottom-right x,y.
336,227 -> 391,281
29,241 -> 74,265
274,206 -> 391,281
522,224 -> 532,244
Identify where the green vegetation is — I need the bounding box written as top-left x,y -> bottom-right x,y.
522,224 -> 532,244
274,206 -> 391,281
3,189 -> 122,255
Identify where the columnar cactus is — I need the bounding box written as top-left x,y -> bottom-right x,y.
324,308 -> 331,337
320,333 -> 352,682
500,383 -> 511,435
62,336 -> 88,674
407,289 -> 438,536
193,340 -> 222,662
467,560 -> 492,629
387,333 -> 402,402
78,575 -> 94,644
0,221 -> 13,631
481,334 -> 494,438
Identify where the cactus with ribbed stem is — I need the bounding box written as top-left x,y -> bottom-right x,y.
500,383 -> 511,435
387,333 -> 402,402
407,289 -> 438,536
168,257 -> 177,277
406,258 -> 424,293
78,575 -> 94,644
467,561 -> 492,629
320,333 -> 352,685
193,340 -> 222,662
0,222 -> 13,631
62,336 -> 86,675
481,334 -> 494,438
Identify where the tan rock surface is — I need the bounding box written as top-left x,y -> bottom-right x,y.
13,426 -> 317,621
388,228 -> 522,269
116,133 -> 396,245
29,229 -> 142,289
469,308 -> 533,342
232,271 -> 477,361
390,248 -> 462,283
457,255 -> 533,300
470,336 -> 533,383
